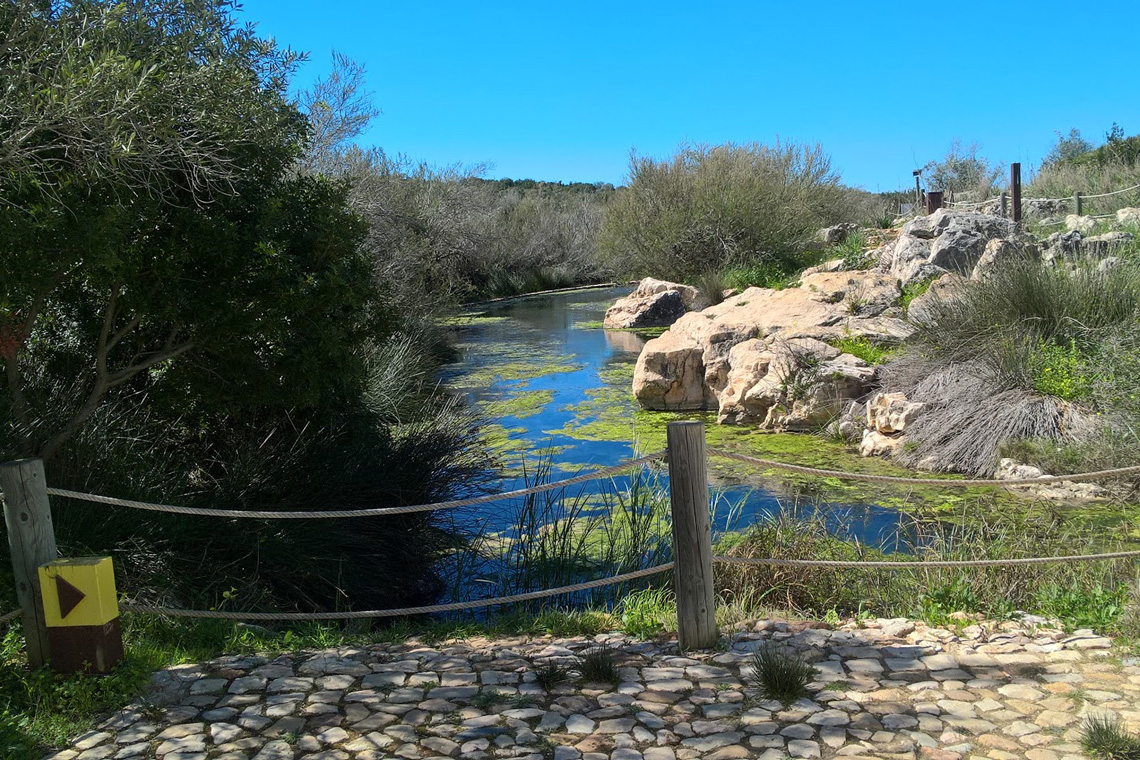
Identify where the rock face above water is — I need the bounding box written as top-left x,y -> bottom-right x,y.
632,270 -> 913,429
603,278 -> 708,329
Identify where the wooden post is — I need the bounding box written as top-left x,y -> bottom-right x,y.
1001,191 -> 1008,218
913,171 -> 922,207
666,421 -> 716,650
1074,192 -> 1083,216
1011,163 -> 1022,223
0,459 -> 58,668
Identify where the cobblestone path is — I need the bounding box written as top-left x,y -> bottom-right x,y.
50,617 -> 1139,760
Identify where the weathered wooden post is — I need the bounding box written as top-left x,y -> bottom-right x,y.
1074,192 -> 1083,216
1011,163 -> 1022,223
666,421 -> 717,650
1000,191 -> 1008,218
926,190 -> 944,215
0,459 -> 58,667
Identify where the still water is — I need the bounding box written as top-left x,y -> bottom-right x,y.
441,287 -> 913,550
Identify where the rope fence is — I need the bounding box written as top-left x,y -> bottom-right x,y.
706,448 -> 1140,487
943,181 -> 1139,209
41,452 -> 666,519
6,419 -> 1140,654
713,549 -> 1140,570
118,564 -> 675,621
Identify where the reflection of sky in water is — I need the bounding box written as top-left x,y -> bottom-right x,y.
441,288 -> 911,551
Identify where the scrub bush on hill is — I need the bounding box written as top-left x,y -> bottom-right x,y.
597,141 -> 857,282
1029,124 -> 1140,214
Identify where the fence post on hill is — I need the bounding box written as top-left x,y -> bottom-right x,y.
0,459 -> 58,668
1073,192 -> 1083,216
1011,163 -> 1022,223
1000,192 -> 1008,218
666,421 -> 717,650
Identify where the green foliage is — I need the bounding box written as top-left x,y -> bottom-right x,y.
746,645 -> 817,707
716,510 -> 1136,630
533,663 -> 572,691
1035,584 -> 1128,632
900,276 -> 937,314
1081,714 -> 1140,760
619,588 -> 675,639
921,140 -> 1002,197
830,231 -> 870,270
1029,339 -> 1091,400
599,141 -> 854,281
578,645 -> 621,684
1044,128 -> 1095,167
722,257 -> 814,291
831,335 -> 895,365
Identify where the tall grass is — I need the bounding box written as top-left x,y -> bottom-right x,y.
891,258 -> 1140,475
716,507 -> 1136,630
447,459 -> 673,612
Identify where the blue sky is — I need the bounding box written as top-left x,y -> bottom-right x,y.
240,1 -> 1139,191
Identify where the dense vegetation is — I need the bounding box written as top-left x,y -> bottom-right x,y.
597,142 -> 878,284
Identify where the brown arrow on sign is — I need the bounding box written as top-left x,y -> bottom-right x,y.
55,576 -> 86,619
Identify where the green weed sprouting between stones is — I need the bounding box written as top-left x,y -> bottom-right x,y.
830,334 -> 896,365
619,588 -> 675,639
747,645 -> 818,707
532,663 -> 572,691
578,644 -> 621,684
1081,714 -> 1140,759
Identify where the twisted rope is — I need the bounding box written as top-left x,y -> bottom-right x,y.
1081,183 -> 1140,200
714,550 -> 1140,569
119,563 -> 675,620
43,452 -> 665,519
0,608 -> 23,625
707,448 -> 1140,487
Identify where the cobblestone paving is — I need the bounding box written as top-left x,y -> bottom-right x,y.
49,617 -> 1140,760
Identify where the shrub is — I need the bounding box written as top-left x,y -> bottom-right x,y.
921,141 -> 1002,198
599,141 -> 853,281
694,270 -> 727,307
1029,339 -> 1090,400
747,645 -> 818,707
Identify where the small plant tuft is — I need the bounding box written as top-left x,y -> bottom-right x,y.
533,662 -> 571,691
470,689 -> 506,710
747,644 -> 818,707
578,644 -> 621,684
1081,714 -> 1140,759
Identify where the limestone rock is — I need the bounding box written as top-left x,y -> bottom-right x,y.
1064,214 -> 1097,234
859,429 -> 903,457
866,392 -> 924,434
904,273 -> 966,326
884,210 -> 1013,285
819,222 -> 858,245
633,271 -> 907,420
604,280 -> 694,329
1116,206 -> 1140,226
970,234 -> 1041,281
1084,231 -> 1133,258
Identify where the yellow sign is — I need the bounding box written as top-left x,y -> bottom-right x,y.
38,557 -> 119,628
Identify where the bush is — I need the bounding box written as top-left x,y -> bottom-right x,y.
599,141 -> 855,281
1081,714 -> 1140,760
921,141 -> 1002,198
1028,125 -> 1140,215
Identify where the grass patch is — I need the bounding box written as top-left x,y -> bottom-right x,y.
619,588 -> 675,639
578,644 -> 621,684
830,334 -> 896,365
747,645 -> 817,707
1081,714 -> 1140,759
900,275 -> 937,315
533,663 -> 571,691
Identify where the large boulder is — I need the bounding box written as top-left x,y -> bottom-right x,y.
604,278 -> 707,329
970,234 -> 1040,280
1065,214 -> 1097,234
819,222 -> 858,245
632,270 -> 911,421
881,210 -> 1015,285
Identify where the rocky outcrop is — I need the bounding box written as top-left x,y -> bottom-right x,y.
1042,229 -> 1133,263
876,210 -> 1015,285
819,222 -> 857,245
632,270 -> 912,427
603,278 -> 708,329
